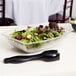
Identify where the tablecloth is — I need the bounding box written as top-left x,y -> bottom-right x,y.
0,23 -> 76,76
5,0 -> 64,25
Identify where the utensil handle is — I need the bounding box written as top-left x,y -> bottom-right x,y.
4,55 -> 41,64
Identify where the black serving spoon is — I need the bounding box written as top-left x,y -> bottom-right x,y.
4,50 -> 60,64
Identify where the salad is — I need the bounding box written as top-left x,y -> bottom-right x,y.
70,19 -> 76,24
11,22 -> 64,48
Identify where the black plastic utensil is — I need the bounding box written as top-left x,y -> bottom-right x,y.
4,50 -> 60,64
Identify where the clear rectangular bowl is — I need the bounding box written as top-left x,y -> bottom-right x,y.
3,23 -> 71,53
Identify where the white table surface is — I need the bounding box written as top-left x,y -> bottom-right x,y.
5,0 -> 64,25
0,23 -> 76,76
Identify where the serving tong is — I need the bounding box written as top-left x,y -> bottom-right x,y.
4,50 -> 60,64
